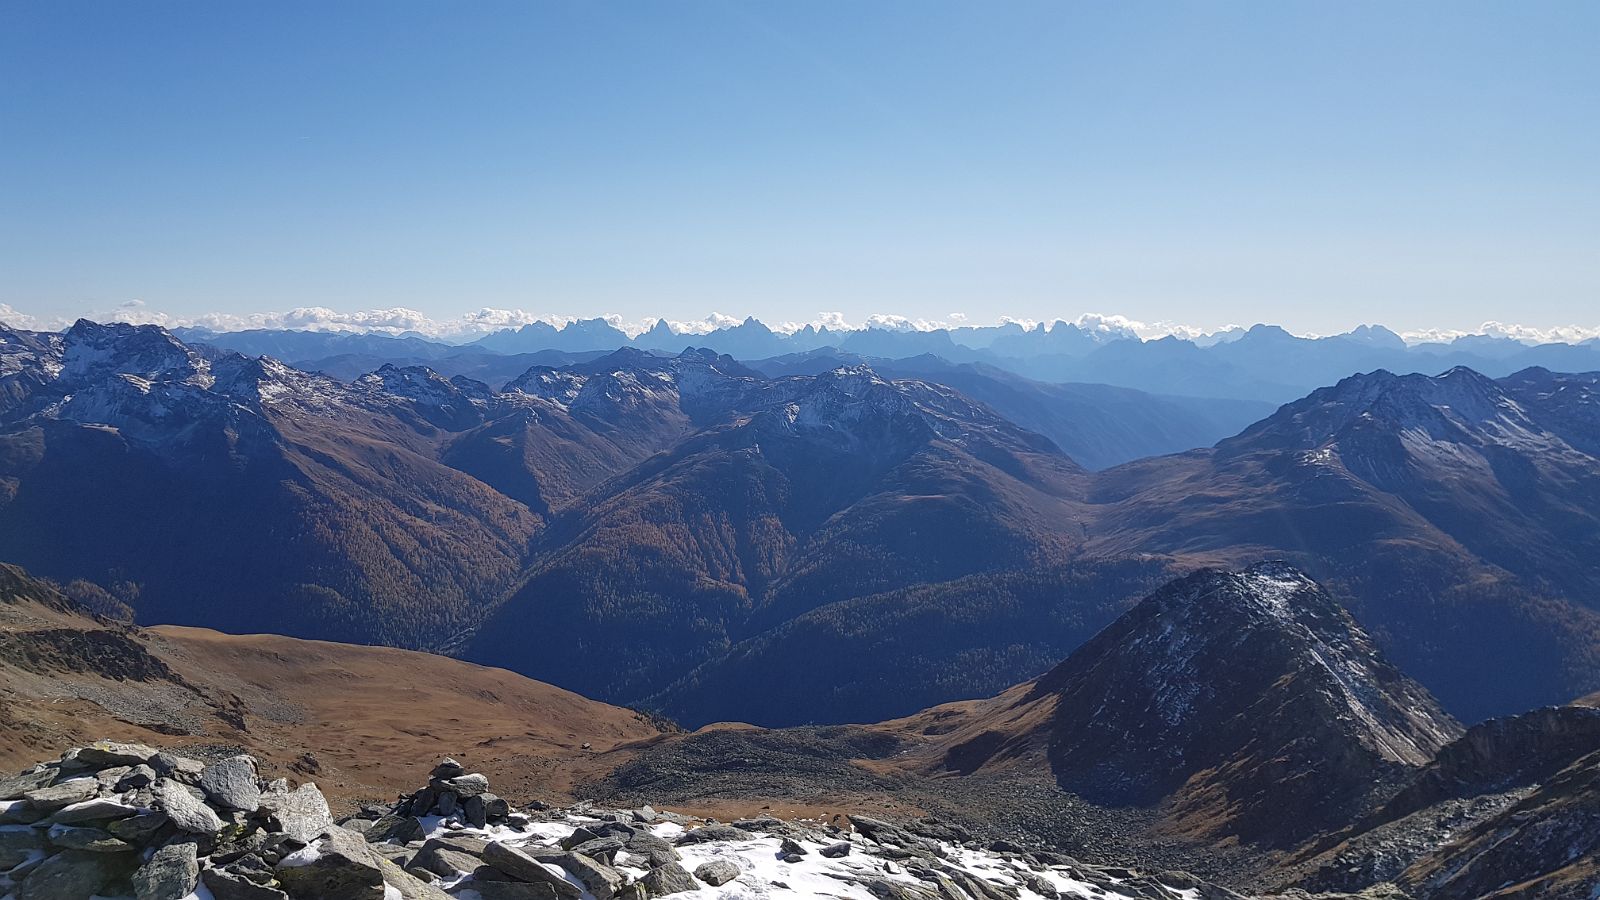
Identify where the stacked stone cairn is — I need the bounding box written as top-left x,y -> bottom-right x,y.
0,740 -> 365,900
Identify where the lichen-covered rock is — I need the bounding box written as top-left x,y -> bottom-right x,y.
203,866 -> 292,899
75,740 -> 159,768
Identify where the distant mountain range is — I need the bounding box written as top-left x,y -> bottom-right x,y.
3,319 -> 1600,733
173,317 -> 1600,405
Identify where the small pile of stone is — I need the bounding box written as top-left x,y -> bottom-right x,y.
348,758 -> 520,840
0,741 -> 444,900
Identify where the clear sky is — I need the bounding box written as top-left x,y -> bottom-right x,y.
1,1 -> 1596,337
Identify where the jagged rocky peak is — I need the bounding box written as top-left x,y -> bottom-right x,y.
1340,323 -> 1408,349
206,352 -> 347,409
1038,563 -> 1458,773
940,563 -> 1467,845
60,319 -> 211,388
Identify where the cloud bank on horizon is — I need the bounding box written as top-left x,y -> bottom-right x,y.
1,300 -> 1597,347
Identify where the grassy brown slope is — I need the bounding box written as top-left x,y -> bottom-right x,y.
0,566 -> 663,810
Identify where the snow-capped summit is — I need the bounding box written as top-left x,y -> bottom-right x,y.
501,347 -> 760,422
60,319 -> 211,388
1227,366 -> 1555,459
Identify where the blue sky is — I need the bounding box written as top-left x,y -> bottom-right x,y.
1,1 -> 1596,337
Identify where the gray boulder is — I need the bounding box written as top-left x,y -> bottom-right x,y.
151,752 -> 205,782
693,859 -> 741,886
623,831 -> 677,865
22,778 -> 99,812
133,840 -> 200,900
117,764 -> 157,790
201,755 -> 263,812
412,835 -> 488,878
821,841 -> 852,858
569,836 -> 624,863
260,782 -> 334,844
274,826 -> 386,900
0,768 -> 56,801
674,824 -> 752,845
376,857 -> 454,900
440,773 -> 489,797
556,851 -> 623,900
642,861 -> 699,895
107,811 -> 172,843
481,842 -> 582,898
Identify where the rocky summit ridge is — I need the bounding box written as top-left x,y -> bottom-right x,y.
1,741 -> 1246,900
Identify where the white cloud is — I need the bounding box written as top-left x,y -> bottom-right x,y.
5,301 -> 1597,347
0,304 -> 50,330
662,312 -> 741,335
1400,321 -> 1600,345
863,313 -> 967,332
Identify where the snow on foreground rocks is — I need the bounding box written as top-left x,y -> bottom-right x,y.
0,744 -> 1231,900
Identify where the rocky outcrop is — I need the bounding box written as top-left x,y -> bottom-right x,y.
1397,749 -> 1600,899
1289,704 -> 1600,894
1373,704 -> 1600,825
